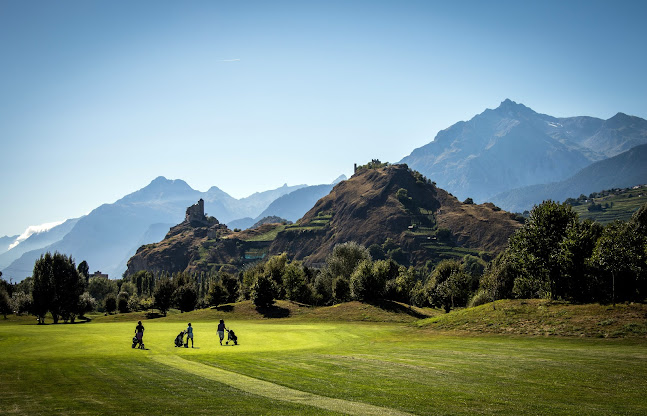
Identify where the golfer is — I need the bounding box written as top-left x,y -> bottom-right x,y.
217,319 -> 226,345
186,323 -> 194,348
135,321 -> 144,345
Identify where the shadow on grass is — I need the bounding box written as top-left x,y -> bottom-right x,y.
255,305 -> 290,318
214,305 -> 234,312
373,300 -> 431,319
145,311 -> 166,319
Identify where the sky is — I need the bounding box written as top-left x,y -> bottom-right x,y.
1,0 -> 647,237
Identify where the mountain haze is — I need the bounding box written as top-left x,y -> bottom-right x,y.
1,177 -> 307,281
0,219 -> 80,271
490,143 -> 647,212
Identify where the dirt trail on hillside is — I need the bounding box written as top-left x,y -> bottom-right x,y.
152,355 -> 417,416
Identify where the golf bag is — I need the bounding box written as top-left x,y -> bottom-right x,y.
226,328 -> 238,345
174,331 -> 185,347
132,334 -> 144,349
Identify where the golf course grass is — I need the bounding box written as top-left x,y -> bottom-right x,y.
1,306 -> 646,415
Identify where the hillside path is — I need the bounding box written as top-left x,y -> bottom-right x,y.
152,355 -> 417,416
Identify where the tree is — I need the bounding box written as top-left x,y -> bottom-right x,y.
480,251 -> 519,307
425,260 -> 472,311
555,219 -> 603,302
58,260 -> 86,323
221,272 -> 240,303
0,287 -> 11,319
312,273 -> 333,305
251,273 -> 277,308
283,262 -> 310,303
77,260 -> 90,283
174,284 -> 198,312
332,277 -> 351,303
88,275 -> 118,308
77,292 -> 97,317
394,266 -> 417,304
32,253 -> 55,324
10,291 -> 32,315
396,188 -> 411,203
264,253 -> 289,298
153,278 -> 175,316
591,220 -> 644,305
326,242 -> 372,280
104,294 -> 117,314
117,292 -> 130,313
119,282 -> 137,297
207,281 -> 227,306
32,252 -> 84,324
507,201 -> 579,299
350,259 -> 390,302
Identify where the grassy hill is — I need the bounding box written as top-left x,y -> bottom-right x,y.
568,185 -> 647,223
16,298 -> 643,340
270,164 -> 522,267
418,299 -> 647,338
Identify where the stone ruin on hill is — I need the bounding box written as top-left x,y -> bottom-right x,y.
185,198 -> 217,226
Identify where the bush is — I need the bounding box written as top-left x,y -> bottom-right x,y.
104,294 -> 117,314
77,292 -> 97,316
332,277 -> 351,303
127,294 -> 141,312
10,291 -> 32,315
117,292 -> 130,313
468,290 -> 491,308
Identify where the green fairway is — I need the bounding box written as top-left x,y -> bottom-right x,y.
1,316 -> 646,415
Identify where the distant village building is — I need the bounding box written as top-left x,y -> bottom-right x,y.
90,271 -> 108,279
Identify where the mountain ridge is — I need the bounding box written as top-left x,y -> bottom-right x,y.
400,99 -> 647,204
126,165 -> 523,276
490,143 -> 647,212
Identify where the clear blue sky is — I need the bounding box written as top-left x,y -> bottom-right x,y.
2,0 -> 646,237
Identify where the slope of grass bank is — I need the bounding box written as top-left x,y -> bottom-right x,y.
84,300 -> 438,324
418,299 -> 647,338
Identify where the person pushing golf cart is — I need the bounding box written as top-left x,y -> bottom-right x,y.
217,319 -> 226,345
132,321 -> 145,349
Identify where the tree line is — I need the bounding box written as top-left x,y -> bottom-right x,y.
2,201 -> 645,322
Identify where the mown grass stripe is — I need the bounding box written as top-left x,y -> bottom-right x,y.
152,354 -> 416,416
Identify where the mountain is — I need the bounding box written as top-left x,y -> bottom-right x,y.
1,177 -> 307,281
269,165 -> 522,265
0,235 -> 19,256
400,99 -> 647,203
0,219 -> 80,270
490,144 -> 647,213
126,165 -> 523,275
227,176 -> 347,231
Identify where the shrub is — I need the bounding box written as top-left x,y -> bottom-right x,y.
332,277 -> 351,303
468,290 -> 491,308
104,294 -> 117,314
117,292 -> 130,313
